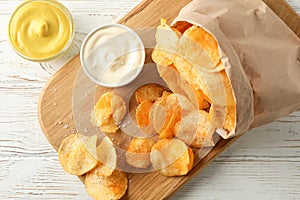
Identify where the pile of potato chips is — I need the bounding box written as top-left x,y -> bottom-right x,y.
131,85 -> 195,175
152,19 -> 236,139
57,19 -> 237,200
91,89 -> 196,177
58,134 -> 127,200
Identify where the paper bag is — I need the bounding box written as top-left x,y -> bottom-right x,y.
172,0 -> 300,138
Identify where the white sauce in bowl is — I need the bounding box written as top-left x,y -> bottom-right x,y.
80,24 -> 145,87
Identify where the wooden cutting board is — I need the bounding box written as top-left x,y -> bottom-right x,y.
38,0 -> 300,199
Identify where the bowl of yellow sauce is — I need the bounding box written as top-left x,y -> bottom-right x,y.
8,0 -> 74,62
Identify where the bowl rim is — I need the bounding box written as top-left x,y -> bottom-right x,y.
8,0 -> 75,62
80,23 -> 146,88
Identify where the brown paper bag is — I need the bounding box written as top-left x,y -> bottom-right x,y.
170,0 -> 300,139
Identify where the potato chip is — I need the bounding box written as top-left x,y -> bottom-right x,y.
149,94 -> 182,138
135,83 -> 165,104
150,139 -> 194,176
85,169 -> 128,200
93,92 -> 126,133
94,136 -> 116,177
175,110 -> 215,148
126,138 -> 155,168
153,18 -> 182,63
93,92 -> 115,130
182,25 -> 224,72
58,134 -> 98,176
136,100 -> 153,127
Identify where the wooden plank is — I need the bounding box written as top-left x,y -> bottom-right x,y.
38,0 -> 300,199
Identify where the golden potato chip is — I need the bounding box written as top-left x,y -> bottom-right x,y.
153,18 -> 182,63
135,83 -> 165,104
126,138 -> 155,168
93,92 -> 115,130
175,110 -> 215,148
58,134 -> 98,176
93,92 -> 126,133
136,100 -> 153,127
182,25 -> 224,72
149,94 -> 182,138
85,170 -> 128,200
150,139 -> 194,176
159,147 -> 193,177
94,136 -> 116,177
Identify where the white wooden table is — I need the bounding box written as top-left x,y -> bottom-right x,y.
0,0 -> 299,199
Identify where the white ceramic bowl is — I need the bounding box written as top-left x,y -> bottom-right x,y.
80,24 -> 145,88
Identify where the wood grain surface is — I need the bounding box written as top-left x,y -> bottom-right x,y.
0,0 -> 299,199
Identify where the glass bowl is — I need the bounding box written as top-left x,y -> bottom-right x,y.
8,0 -> 74,62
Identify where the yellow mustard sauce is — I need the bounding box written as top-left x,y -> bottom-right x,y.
9,0 -> 73,61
